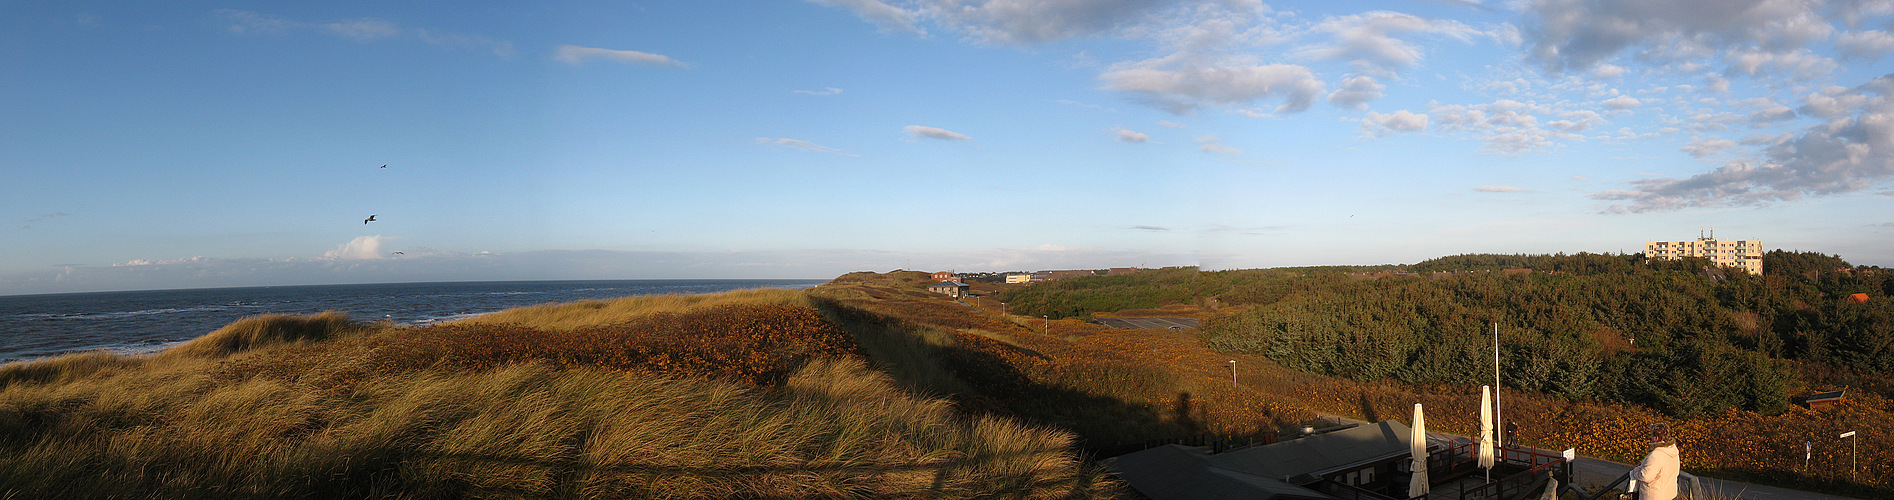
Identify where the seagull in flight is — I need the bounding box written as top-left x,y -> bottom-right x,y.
392,251 -> 404,255
379,164 -> 387,168
364,215 -> 377,224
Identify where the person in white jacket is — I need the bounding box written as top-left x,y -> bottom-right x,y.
1631,423 -> 1681,500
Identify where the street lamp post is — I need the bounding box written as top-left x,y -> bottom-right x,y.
1841,431 -> 1858,481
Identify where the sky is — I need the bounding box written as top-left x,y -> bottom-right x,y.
5,0 -> 1894,295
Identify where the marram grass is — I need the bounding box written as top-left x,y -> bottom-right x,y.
0,302 -> 1119,498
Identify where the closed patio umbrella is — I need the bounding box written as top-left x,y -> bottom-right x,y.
1409,403 -> 1431,498
1478,386 -> 1495,471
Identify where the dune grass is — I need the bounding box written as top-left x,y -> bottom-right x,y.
160,310 -> 364,359
0,296 -> 1120,498
457,288 -> 811,330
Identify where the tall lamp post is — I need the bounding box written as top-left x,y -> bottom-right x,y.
1841,431 -> 1858,481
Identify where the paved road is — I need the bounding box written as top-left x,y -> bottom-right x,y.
1314,413 -> 1860,500
1093,317 -> 1199,329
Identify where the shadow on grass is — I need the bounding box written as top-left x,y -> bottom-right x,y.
412,449 -> 1114,499
808,295 -> 1293,460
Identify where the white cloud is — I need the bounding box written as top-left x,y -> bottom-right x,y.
553,45 -> 687,67
1112,127 -> 1150,143
1547,110 -> 1604,131
324,18 -> 402,40
793,87 -> 844,96
1601,95 -> 1641,110
1102,56 -> 1324,114
1473,185 -> 1531,192
1425,99 -> 1579,154
1594,73 -> 1894,212
1800,84 -> 1873,118
324,236 -> 388,260
1838,30 -> 1894,60
1590,64 -> 1626,79
1197,134 -> 1242,155
1723,47 -> 1836,80
1746,104 -> 1797,125
1326,75 -> 1386,109
1679,138 -> 1738,158
211,10 -> 512,58
1294,11 -> 1492,74
807,0 -> 924,34
755,137 -> 859,156
416,30 -> 517,59
1520,0 -> 1846,76
921,0 -> 1177,45
905,125 -> 971,141
1362,110 -> 1428,136
1158,120 -> 1185,128
214,9 -> 294,35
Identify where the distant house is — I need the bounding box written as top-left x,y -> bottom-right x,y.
932,271 -> 955,281
1005,273 -> 1032,284
1807,390 -> 1846,410
928,281 -> 970,298
1106,420 -> 1420,500
1108,267 -> 1141,276
1031,270 -> 1097,282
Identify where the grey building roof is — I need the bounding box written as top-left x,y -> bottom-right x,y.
1104,445 -> 1332,500
1209,420 -> 1414,482
1105,420 -> 1417,500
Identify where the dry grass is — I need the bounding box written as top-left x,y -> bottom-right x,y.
456,288 -> 811,330
0,290 -> 1120,498
159,310 -> 364,358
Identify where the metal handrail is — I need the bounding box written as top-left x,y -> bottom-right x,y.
1581,471 -> 1633,500
1456,447 -> 1575,500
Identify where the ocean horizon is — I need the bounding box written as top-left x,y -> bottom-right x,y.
0,279 -> 828,364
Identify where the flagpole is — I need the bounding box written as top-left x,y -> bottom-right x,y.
1493,322 -> 1502,455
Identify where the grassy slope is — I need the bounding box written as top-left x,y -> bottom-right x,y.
5,271 -> 1883,498
0,284 -> 1118,499
812,274 -> 1893,498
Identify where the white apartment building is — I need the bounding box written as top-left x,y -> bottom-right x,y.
1645,231 -> 1763,275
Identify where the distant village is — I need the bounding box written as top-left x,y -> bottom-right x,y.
923,268 -> 1147,298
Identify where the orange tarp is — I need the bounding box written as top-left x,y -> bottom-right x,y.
1849,293 -> 1871,304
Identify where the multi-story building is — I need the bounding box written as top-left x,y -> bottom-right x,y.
1644,230 -> 1763,275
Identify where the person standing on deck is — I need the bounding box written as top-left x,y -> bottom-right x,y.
1630,423 -> 1680,500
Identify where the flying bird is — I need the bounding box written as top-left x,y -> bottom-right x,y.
379,164 -> 387,168
392,251 -> 404,255
364,215 -> 377,224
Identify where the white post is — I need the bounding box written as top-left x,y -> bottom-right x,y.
1229,360 -> 1237,388
1493,322 -> 1502,454
1841,431 -> 1857,481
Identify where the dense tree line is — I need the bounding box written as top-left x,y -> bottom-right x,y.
999,252 -> 1893,418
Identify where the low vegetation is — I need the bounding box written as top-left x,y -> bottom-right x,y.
0,289 -> 1119,498
5,254 -> 1890,497
1000,253 -> 1893,496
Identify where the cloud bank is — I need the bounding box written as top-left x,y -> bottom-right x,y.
1594,73 -> 1894,212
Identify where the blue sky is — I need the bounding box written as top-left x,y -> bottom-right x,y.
5,0 -> 1894,295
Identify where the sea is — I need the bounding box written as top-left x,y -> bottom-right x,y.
0,279 -> 828,364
